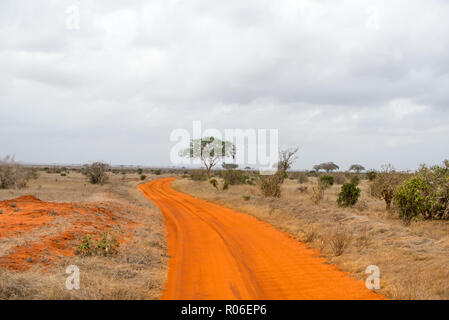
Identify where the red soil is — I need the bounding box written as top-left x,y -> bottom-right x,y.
0,196 -> 138,271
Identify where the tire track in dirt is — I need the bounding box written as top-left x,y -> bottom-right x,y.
139,178 -> 383,300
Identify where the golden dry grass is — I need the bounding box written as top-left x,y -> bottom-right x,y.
0,171 -> 169,300
173,176 -> 449,300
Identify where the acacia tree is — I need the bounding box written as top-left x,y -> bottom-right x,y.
277,147 -> 299,173
314,162 -> 339,173
349,164 -> 365,173
222,163 -> 239,170
182,137 -> 235,178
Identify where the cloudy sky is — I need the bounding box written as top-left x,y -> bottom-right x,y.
1,0 -> 448,170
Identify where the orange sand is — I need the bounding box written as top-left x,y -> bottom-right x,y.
139,178 -> 384,300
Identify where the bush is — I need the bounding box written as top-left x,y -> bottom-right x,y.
320,175 -> 334,188
137,168 -> 143,175
82,162 -> 109,185
334,174 -> 346,185
153,169 -> 162,175
350,175 -> 360,186
366,170 -> 377,181
394,162 -> 449,223
307,170 -> 318,177
298,173 -> 309,184
140,175 -> 147,181
0,156 -> 36,189
190,170 -> 207,181
222,181 -> 229,190
258,172 -> 283,198
337,183 -> 361,207
370,165 -> 405,210
329,229 -> 352,256
310,186 -> 324,204
222,170 -> 248,185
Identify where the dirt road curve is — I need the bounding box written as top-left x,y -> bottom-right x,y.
139,178 -> 383,300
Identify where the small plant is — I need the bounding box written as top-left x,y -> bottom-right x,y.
242,195 -> 251,201
310,186 -> 325,205
337,183 -> 361,207
209,178 -> 219,190
302,227 -> 317,243
137,168 -> 143,175
319,175 -> 334,188
153,169 -> 162,175
60,173 -> 66,177
222,181 -> 229,190
140,175 -> 147,181
77,231 -> 120,257
329,229 -> 351,256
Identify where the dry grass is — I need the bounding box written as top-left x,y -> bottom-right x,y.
0,171 -> 170,300
173,176 -> 449,300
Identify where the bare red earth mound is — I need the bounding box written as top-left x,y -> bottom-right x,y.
0,196 -> 138,271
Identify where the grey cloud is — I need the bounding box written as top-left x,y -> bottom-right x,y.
0,0 -> 448,170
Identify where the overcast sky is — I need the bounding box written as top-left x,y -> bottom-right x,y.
1,0 -> 448,170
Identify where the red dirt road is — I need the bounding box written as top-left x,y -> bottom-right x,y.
139,178 -> 383,300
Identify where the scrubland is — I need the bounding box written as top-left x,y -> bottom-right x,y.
0,170 -> 169,300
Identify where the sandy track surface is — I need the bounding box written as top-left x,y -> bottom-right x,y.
139,178 -> 383,300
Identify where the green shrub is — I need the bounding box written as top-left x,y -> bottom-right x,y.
222,181 -> 229,190
140,175 -> 147,181
153,169 -> 162,175
76,232 -> 120,257
337,183 -> 361,207
209,178 -> 219,190
137,168 -> 143,175
320,175 -> 334,188
394,162 -> 449,222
